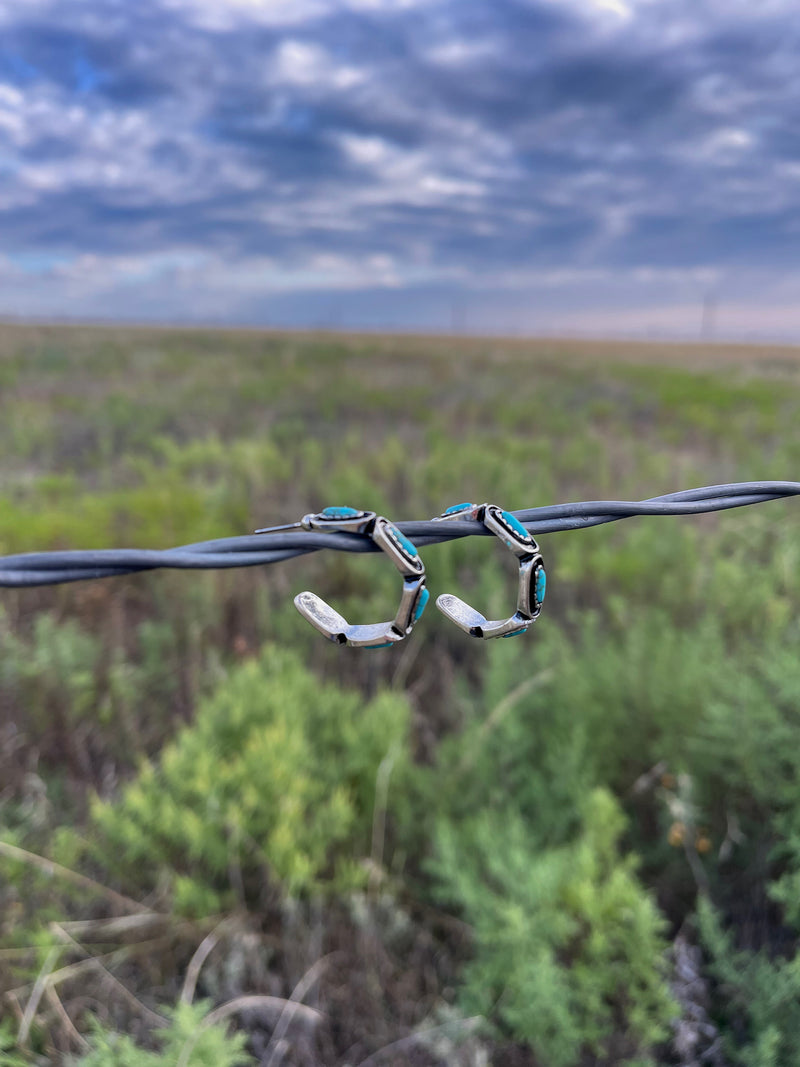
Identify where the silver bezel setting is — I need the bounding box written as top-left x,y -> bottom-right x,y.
301,508 -> 375,535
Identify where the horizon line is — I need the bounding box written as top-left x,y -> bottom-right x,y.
2,315 -> 800,352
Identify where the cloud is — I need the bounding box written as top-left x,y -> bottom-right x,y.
0,0 -> 798,334
162,0 -> 432,31
270,40 -> 366,89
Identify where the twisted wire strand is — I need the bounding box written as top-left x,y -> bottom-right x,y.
0,481 -> 797,588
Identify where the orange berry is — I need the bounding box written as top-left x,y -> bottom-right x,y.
668,821 -> 686,847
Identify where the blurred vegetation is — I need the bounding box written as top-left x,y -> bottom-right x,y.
90,646 -> 411,913
1,324 -> 800,1063
65,1002 -> 252,1067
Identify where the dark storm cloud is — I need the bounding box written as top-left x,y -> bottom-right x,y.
0,0 -> 799,331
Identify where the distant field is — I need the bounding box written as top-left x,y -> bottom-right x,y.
1,322 -> 799,1065
1,321 -> 798,538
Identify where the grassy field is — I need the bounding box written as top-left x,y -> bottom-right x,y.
1,323 -> 800,1065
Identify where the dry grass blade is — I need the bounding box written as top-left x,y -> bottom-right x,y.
45,986 -> 90,1053
457,670 -> 554,776
353,1015 -> 483,1067
181,918 -> 236,1005
176,995 -> 325,1067
10,936 -> 179,999
58,913 -> 175,940
18,946 -> 62,1047
0,839 -> 152,915
0,947 -> 41,960
263,954 -> 335,1067
369,745 -> 399,896
50,923 -> 168,1029
390,634 -> 423,691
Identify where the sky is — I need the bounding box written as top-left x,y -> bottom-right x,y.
0,0 -> 799,339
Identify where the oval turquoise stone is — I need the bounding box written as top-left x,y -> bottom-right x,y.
444,502 -> 475,516
501,627 -> 527,638
500,511 -> 531,541
413,587 -> 430,621
389,526 -> 418,557
536,568 -> 547,603
322,506 -> 362,519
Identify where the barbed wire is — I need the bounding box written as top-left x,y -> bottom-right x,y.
0,480 -> 797,588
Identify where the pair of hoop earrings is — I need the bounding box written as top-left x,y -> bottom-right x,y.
287,503 -> 546,648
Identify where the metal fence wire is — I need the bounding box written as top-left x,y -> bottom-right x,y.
0,481 -> 797,588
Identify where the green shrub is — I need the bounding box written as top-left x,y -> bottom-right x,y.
0,612 -> 102,734
425,612 -> 733,851
439,606 -> 800,875
430,789 -> 674,1066
67,1001 -> 251,1067
0,608 -> 184,774
698,896 -> 800,1067
90,646 -> 411,911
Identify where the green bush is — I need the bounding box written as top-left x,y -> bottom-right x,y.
437,605 -> 800,870
0,608 -> 184,774
67,1001 -> 251,1067
0,612 -> 102,734
90,646 -> 411,911
430,789 -> 675,1066
698,896 -> 800,1067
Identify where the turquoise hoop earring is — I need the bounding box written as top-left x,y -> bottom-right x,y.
433,502 -> 545,639
293,507 -> 428,648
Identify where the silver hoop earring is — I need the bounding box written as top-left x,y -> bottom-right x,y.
293,507 -> 428,648
433,502 -> 545,639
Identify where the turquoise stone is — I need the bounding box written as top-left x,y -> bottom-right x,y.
444,502 -> 475,516
501,627 -> 527,638
413,587 -> 430,621
536,568 -> 547,603
500,510 -> 532,541
389,525 -> 418,557
322,506 -> 361,519
366,642 -> 394,649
